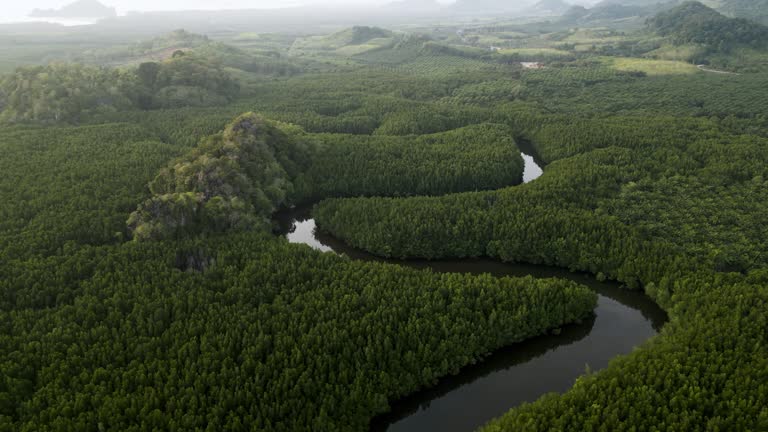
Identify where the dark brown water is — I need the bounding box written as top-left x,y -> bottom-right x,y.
273,151 -> 667,431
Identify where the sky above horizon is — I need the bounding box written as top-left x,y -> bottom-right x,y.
4,0 -> 459,20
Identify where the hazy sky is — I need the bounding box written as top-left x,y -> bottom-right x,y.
5,0 -> 459,19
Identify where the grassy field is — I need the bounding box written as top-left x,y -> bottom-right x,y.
499,48 -> 572,57
289,27 -> 396,58
335,39 -> 392,56
645,44 -> 703,62
471,32 -> 529,47
607,57 -> 701,75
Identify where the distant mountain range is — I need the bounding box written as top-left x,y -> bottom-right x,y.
383,0 -> 442,11
531,0 -> 575,15
591,0 -> 768,23
384,0 -> 768,23
30,0 -> 116,19
385,0 -> 574,14
451,0 -> 536,12
562,1 -> 669,23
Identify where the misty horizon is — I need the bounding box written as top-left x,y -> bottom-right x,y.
3,0 -> 468,22
0,0 -> 613,27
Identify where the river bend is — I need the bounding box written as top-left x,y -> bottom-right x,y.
274,150 -> 668,431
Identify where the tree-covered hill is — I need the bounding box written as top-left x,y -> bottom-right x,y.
0,64 -> 138,123
562,2 -> 667,23
719,0 -> 768,24
0,105 -> 593,432
75,29 -> 212,65
648,1 -> 768,50
128,113 -> 314,241
290,26 -> 397,57
345,26 -> 395,46
85,30 -> 304,77
560,0 -> 768,28
128,114 -> 526,241
0,53 -> 240,123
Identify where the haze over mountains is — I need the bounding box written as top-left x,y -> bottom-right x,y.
30,0 -> 117,18
384,0 -> 442,10
4,0 -> 768,31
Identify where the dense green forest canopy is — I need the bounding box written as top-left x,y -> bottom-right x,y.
299,124 -> 524,201
0,30 -> 323,123
74,29 -> 303,77
127,113 -> 313,241
343,26 -> 395,46
127,114 -> 525,241
717,0 -> 768,24
648,1 -> 768,51
0,64 -> 137,123
0,52 -> 239,122
1,9 -> 768,432
0,78 -> 593,431
560,0 -> 768,26
78,29 -> 211,64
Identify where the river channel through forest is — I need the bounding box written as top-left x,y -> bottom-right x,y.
273,149 -> 668,432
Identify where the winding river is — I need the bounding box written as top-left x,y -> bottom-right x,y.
274,149 -> 668,432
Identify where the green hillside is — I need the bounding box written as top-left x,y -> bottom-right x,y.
290,26 -> 396,57
648,1 -> 768,50
719,0 -> 768,24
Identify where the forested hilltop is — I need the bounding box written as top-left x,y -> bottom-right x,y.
647,1 -> 768,64
0,30 -> 310,123
0,54 -> 239,122
1,5 -> 768,432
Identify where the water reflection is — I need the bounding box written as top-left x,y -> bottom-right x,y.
284,218 -> 334,253
517,138 -> 546,184
522,153 -> 543,183
374,291 -> 656,432
273,206 -> 668,432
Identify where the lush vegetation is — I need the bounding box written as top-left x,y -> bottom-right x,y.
607,57 -> 700,75
719,0 -> 768,25
0,104 -> 594,431
313,102 -> 768,430
126,115 -> 524,240
135,53 -> 240,109
0,52 -> 239,123
2,7 -> 768,431
127,114 -> 313,241
75,29 -> 211,65
291,26 -> 396,57
0,64 -> 138,123
648,2 -> 768,52
297,124 -> 524,201
0,231 -> 596,431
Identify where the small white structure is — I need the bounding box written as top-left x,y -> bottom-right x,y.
521,62 -> 545,69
